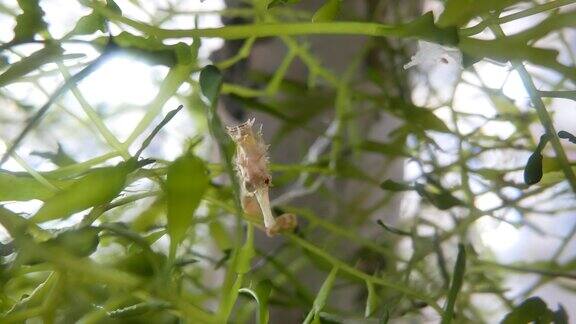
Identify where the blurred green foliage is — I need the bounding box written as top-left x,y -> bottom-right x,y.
0,0 -> 575,323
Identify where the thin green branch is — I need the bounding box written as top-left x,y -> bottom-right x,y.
87,1 -> 443,42
287,234 -> 443,314
56,62 -> 131,160
487,21 -> 576,194
537,90 -> 576,101
0,48 -> 115,166
478,260 -> 576,281
461,0 -> 576,36
123,64 -> 195,147
9,152 -> 59,191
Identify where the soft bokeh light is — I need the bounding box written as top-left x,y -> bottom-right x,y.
79,54 -> 161,106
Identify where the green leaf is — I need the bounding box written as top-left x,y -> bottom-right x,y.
0,206 -> 31,238
32,163 -> 132,222
524,134 -> 549,185
143,229 -> 166,246
0,171 -> 70,202
414,183 -> 463,210
541,166 -> 576,186
376,220 -> 411,236
401,12 -> 459,46
114,250 -> 164,277
489,92 -> 522,115
459,38 -> 576,81
405,107 -> 450,133
312,0 -> 341,23
200,65 -> 224,104
199,65 -> 243,214
0,45 -> 64,88
19,226 -> 101,265
304,267 -> 338,324
524,152 -> 543,185
106,0 -> 122,14
239,280 -> 272,324
110,32 -> 190,67
558,130 -> 576,144
166,154 -> 209,254
71,12 -> 106,35
12,0 -> 47,41
71,0 -> 121,35
387,98 -> 450,133
47,226 -> 101,257
513,10 -> 576,43
174,42 -> 193,65
441,244 -> 466,324
437,0 -> 525,28
501,297 -> 556,324
30,144 -> 76,167
0,270 -> 59,314
380,179 -> 412,192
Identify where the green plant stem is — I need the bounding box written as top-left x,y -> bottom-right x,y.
287,234 -> 443,314
34,240 -> 141,287
0,48 -> 114,166
41,151 -> 119,178
537,90 -> 576,101
461,0 -> 576,36
123,63 -> 194,147
10,152 -> 59,191
56,63 -> 131,160
6,51 -> 95,130
216,37 -> 256,70
487,23 -> 576,194
441,244 -> 466,324
285,206 -> 403,262
265,47 -> 296,95
478,260 -> 576,281
88,2 -> 412,40
4,272 -> 59,319
217,224 -> 254,322
106,16 -> 394,39
280,36 -> 339,86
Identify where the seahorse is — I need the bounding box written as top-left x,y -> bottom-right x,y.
226,119 -> 297,236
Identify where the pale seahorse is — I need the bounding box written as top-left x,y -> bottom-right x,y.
226,119 -> 297,236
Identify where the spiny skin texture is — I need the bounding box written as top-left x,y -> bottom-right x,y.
227,118 -> 270,193
227,119 -> 297,236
